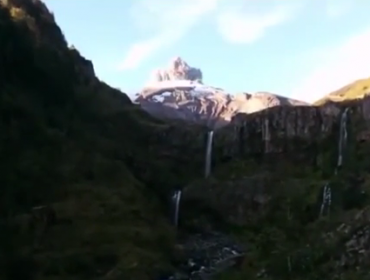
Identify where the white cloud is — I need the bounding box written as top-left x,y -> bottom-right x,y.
117,38 -> 165,71
216,5 -> 300,44
118,0 -> 304,70
293,28 -> 370,102
118,0 -> 219,71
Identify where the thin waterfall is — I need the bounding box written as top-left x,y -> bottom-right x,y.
262,118 -> 270,152
320,108 -> 349,217
319,182 -> 331,216
205,130 -> 214,178
171,190 -> 182,227
336,107 -> 350,170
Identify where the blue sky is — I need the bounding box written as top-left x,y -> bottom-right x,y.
45,0 -> 370,102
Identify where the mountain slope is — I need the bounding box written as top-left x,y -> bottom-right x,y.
135,58 -> 308,129
4,1 -> 370,280
0,1 -> 185,279
314,77 -> 370,105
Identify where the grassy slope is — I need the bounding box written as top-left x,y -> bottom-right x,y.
0,1 -> 178,279
314,77 -> 370,105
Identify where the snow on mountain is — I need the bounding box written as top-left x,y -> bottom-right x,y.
135,57 -> 308,129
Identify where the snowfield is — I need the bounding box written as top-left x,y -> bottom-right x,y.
145,80 -> 221,98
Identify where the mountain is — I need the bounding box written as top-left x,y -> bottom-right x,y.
135,58 -> 309,129
3,1 -> 370,279
150,56 -> 203,83
314,77 -> 370,105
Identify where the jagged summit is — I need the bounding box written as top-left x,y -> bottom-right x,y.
137,59 -> 308,129
149,56 -> 203,84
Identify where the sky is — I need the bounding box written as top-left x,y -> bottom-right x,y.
44,0 -> 370,102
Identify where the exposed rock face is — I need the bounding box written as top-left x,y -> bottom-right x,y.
177,95 -> 370,278
214,104 -> 339,159
136,81 -> 308,129
150,57 -> 203,83
180,96 -> 370,227
136,58 -> 308,128
215,96 -> 370,159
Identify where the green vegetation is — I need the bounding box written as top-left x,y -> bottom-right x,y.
188,123 -> 370,280
0,1 -> 193,279
314,77 -> 370,105
2,0 -> 370,280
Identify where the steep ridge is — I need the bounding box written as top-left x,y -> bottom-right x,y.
0,1 -> 207,279
135,58 -> 308,129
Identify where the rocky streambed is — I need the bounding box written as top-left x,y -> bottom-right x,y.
160,231 -> 245,280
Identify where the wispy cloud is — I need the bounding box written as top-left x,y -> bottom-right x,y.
118,37 -> 167,71
216,4 -> 301,44
293,28 -> 370,102
118,0 -> 219,71
118,0 -> 303,70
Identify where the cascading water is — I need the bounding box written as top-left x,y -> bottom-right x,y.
171,190 -> 182,227
336,107 -> 350,170
319,108 -> 349,217
319,182 -> 331,216
205,130 -> 214,178
262,118 -> 270,152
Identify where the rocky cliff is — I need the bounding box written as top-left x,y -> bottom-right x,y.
3,0 -> 370,279
182,95 -> 370,279
150,56 -> 203,83
136,59 -> 308,128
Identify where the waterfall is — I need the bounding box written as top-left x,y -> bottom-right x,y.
262,118 -> 270,152
171,190 -> 182,227
336,107 -> 350,170
320,108 -> 349,217
205,130 -> 214,178
319,182 -> 331,216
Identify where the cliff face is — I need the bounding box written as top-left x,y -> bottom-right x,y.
185,95 -> 370,210
182,96 -> 370,279
214,104 -> 340,159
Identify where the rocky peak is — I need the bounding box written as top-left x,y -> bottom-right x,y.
150,56 -> 203,83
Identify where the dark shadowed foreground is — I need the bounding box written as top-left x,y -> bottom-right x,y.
2,1 -> 370,280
